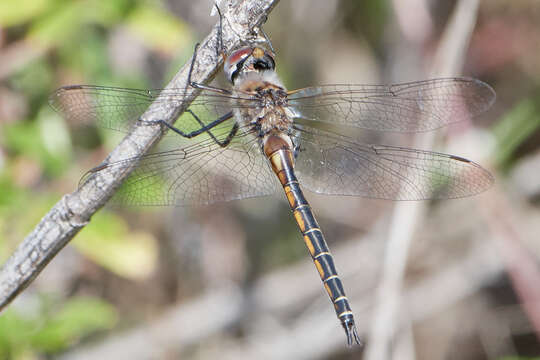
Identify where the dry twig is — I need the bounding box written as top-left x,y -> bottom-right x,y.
365,1 -> 482,359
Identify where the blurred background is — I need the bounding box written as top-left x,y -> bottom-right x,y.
1,0 -> 539,359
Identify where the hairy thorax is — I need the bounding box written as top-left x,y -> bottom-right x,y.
231,72 -> 295,136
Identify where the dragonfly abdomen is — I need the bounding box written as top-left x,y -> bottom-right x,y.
263,134 -> 361,346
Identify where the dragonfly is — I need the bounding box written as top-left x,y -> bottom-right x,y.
49,42 -> 495,346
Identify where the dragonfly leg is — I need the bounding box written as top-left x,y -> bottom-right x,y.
258,22 -> 275,53
216,122 -> 239,147
183,109 -> 238,147
187,42 -> 231,95
214,2 -> 224,60
138,110 -> 236,147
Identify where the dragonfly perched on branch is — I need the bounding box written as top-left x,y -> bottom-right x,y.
50,40 -> 495,346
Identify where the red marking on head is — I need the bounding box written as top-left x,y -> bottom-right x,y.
224,47 -> 253,82
226,47 -> 253,66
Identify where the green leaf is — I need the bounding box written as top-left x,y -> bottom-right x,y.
493,98 -> 540,170
31,297 -> 117,352
28,2 -> 85,48
38,108 -> 72,171
3,121 -> 46,165
0,297 -> 116,356
126,4 -> 192,54
10,58 -> 54,99
74,212 -> 158,280
82,0 -> 133,27
0,0 -> 49,27
3,115 -> 71,178
0,176 -> 21,209
27,0 -> 134,49
0,308 -> 35,358
57,28 -> 112,82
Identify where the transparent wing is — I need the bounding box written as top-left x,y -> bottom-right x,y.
49,85 -> 255,134
83,126 -> 280,206
288,77 -> 496,132
292,125 -> 493,200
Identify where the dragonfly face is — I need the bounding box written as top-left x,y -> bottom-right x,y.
224,46 -> 276,84
49,38 -> 496,346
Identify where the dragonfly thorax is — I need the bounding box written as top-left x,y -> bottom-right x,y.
232,72 -> 293,136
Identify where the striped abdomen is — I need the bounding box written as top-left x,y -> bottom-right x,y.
263,133 -> 361,346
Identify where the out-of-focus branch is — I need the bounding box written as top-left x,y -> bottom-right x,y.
365,1 -> 481,360
0,0 -> 280,311
482,190 -> 540,340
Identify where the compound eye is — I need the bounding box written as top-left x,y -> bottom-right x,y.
224,47 -> 252,83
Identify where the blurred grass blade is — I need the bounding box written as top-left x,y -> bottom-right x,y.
493,99 -> 540,170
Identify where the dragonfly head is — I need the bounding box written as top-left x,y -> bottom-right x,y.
224,46 -> 275,84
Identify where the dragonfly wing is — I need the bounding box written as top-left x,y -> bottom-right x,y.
85,126 -> 280,206
49,85 -> 254,135
49,85 -> 155,132
292,125 -> 493,200
287,78 -> 495,132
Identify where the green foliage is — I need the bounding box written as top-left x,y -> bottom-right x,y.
32,297 -> 117,352
493,98 -> 540,171
2,112 -> 71,178
0,0 -> 49,27
0,297 -> 117,357
27,0 -> 133,48
56,28 -> 115,84
10,59 -> 54,106
126,3 -> 192,54
74,211 -> 158,280
340,0 -> 389,46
